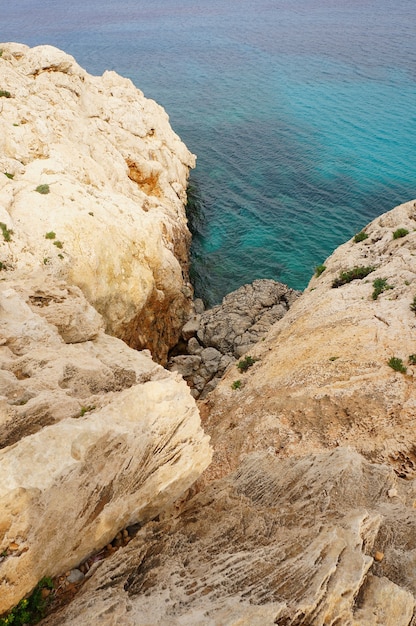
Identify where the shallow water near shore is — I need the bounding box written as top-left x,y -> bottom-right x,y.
3,0 -> 416,305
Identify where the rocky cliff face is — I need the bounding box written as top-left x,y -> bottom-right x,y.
40,200 -> 416,625
1,42 -> 415,626
0,44 -> 212,616
0,273 -> 212,615
0,42 -> 196,363
199,199 -> 416,485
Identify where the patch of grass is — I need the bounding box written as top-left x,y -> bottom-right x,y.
45,231 -> 56,239
53,240 -> 63,249
35,184 -> 50,195
387,357 -> 407,374
354,231 -> 368,243
237,355 -> 257,373
0,222 -> 13,242
408,354 -> 416,365
0,50 -> 3,57
315,264 -> 326,277
4,172 -> 14,179
0,576 -> 54,625
231,380 -> 242,390
372,278 -> 393,300
410,295 -> 416,314
43,257 -> 50,265
79,405 -> 96,417
332,266 -> 375,288
392,228 -> 409,240
58,253 -> 64,260
0,90 -> 11,98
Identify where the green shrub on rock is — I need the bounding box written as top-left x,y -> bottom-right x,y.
332,266 -> 375,288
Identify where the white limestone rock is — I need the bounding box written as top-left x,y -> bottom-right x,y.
39,448 -> 416,625
0,42 -> 196,363
200,200 -> 416,483
0,275 -> 212,614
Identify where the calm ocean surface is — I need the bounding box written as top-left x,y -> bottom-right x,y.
2,0 -> 416,304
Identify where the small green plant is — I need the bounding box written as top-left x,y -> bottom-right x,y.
372,277 -> 393,300
237,355 -> 256,373
329,356 -> 339,361
410,295 -> 416,314
408,354 -> 416,365
332,266 -> 375,288
354,231 -> 368,243
79,405 -> 96,417
0,49 -> 3,57
4,172 -> 14,179
392,228 -> 409,240
315,264 -> 326,277
43,257 -> 50,265
45,231 -> 56,239
58,253 -> 64,260
35,184 -> 50,195
88,211 -> 94,216
387,357 -> 407,374
0,90 -> 11,98
0,222 -> 13,242
53,240 -> 63,249
231,380 -> 242,390
0,576 -> 54,625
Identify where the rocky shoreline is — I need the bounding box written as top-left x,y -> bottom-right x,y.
1,43 -> 416,626
168,279 -> 301,398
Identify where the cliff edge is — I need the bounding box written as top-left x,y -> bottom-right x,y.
0,42 -> 196,363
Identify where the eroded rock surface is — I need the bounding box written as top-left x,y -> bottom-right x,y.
0,275 -> 212,614
0,42 -> 196,363
168,280 -> 300,398
199,200 -> 416,484
40,448 -> 416,625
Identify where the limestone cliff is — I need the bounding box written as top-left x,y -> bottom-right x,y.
40,200 -> 416,625
0,275 -> 212,614
0,42 -> 196,363
0,43 -> 212,616
200,199 -> 416,484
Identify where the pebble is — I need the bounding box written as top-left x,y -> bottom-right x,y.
374,551 -> 384,562
67,568 -> 85,584
387,488 -> 398,498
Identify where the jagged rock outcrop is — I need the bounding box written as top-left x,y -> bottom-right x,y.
0,274 -> 212,614
168,280 -> 300,398
199,199 -> 416,484
0,42 -> 196,363
40,448 -> 416,625
37,200 -> 416,625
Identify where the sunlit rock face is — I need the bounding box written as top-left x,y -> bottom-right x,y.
0,42 -> 196,363
0,275 -> 212,614
199,199 -> 416,485
40,448 -> 416,626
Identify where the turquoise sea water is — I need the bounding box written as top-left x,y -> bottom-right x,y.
2,0 -> 416,304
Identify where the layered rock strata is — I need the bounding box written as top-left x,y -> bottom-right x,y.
0,43 -> 196,363
0,274 -> 212,614
40,448 -> 416,626
168,279 -> 300,398
199,200 -> 416,484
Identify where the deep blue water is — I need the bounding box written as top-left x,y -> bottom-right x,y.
2,0 -> 416,304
